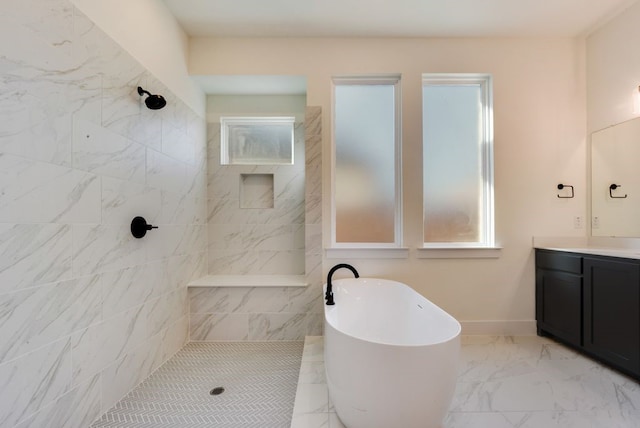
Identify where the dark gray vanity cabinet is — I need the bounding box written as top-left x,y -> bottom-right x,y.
583,256 -> 640,374
536,249 -> 640,379
535,250 -> 583,345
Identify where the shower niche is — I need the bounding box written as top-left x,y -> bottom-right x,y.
240,174 -> 274,209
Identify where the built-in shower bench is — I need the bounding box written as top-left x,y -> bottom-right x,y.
187,274 -> 307,287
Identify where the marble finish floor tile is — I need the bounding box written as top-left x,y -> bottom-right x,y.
92,341 -> 304,428
292,335 -> 640,428
291,336 -> 344,428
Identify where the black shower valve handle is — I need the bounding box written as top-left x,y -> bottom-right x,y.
131,216 -> 158,239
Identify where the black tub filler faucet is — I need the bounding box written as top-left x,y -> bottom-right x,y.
325,263 -> 359,305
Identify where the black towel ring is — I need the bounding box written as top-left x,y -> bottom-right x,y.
609,184 -> 628,199
557,184 -> 574,199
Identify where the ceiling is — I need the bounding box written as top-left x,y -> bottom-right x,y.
163,0 -> 637,38
167,0 -> 637,95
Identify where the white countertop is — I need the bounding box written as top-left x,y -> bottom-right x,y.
535,246 -> 640,260
533,237 -> 640,260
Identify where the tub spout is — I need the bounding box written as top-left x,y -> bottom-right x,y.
326,263 -> 359,305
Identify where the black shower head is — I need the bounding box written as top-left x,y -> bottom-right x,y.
137,86 -> 167,110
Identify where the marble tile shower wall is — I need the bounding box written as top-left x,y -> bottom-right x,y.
206,122 -> 306,275
193,108 -> 323,341
0,2 -> 207,427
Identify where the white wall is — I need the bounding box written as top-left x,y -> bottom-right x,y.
587,1 -> 640,133
71,0 -> 205,116
206,94 -> 307,122
190,37 -> 588,332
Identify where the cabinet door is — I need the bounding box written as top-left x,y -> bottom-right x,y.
584,257 -> 640,374
536,269 -> 582,345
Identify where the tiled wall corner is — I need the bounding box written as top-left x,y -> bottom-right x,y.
304,106 -> 324,337
0,1 -> 206,426
192,106 -> 323,341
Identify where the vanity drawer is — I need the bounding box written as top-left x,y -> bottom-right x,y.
535,250 -> 582,274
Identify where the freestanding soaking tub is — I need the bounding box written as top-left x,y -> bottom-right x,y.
324,278 -> 461,428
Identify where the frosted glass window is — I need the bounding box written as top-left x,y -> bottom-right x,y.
332,76 -> 401,245
422,74 -> 494,246
221,117 -> 294,165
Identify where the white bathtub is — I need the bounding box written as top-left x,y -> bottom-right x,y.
324,278 -> 461,428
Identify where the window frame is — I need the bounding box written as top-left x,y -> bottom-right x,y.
220,116 -> 295,165
421,73 -> 495,249
330,75 -> 403,249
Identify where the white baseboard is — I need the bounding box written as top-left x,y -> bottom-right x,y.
460,320 -> 537,336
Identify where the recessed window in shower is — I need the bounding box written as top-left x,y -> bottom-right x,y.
240,174 -> 274,209
221,117 -> 295,165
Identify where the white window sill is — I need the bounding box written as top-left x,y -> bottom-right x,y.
415,246 -> 502,259
326,247 -> 410,259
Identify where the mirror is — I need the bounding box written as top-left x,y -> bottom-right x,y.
591,116 -> 640,237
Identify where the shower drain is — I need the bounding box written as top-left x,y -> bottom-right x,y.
209,386 -> 225,396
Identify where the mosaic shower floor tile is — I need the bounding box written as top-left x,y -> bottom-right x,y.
92,341 -> 304,428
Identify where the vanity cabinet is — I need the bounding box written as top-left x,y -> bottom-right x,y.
583,256 -> 640,374
536,249 -> 640,378
535,251 -> 583,345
